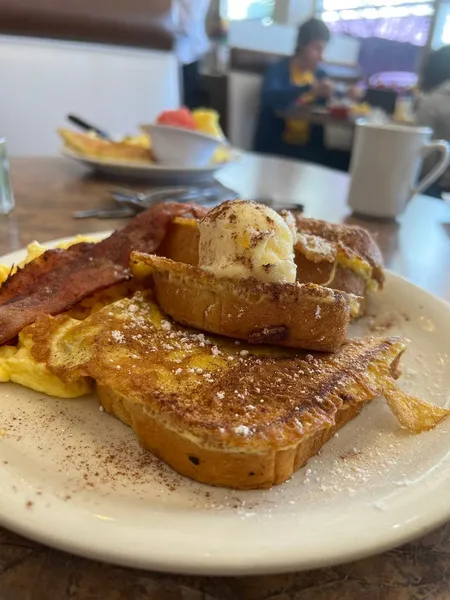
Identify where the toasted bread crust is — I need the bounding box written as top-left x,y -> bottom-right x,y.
98,383 -> 368,488
131,253 -> 358,351
97,334 -> 402,489
156,216 -> 384,303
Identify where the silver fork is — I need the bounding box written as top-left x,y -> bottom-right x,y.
111,184 -> 239,207
73,184 -> 240,219
111,186 -> 196,204
73,207 -> 136,219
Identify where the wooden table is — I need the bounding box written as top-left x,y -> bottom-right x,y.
2,155 -> 450,600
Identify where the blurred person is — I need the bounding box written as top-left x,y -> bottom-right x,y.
173,0 -> 214,109
253,18 -> 333,162
253,18 -> 360,167
416,45 -> 450,198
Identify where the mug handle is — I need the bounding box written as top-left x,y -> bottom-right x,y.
411,139 -> 450,198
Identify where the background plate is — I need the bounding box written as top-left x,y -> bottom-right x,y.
61,147 -> 241,183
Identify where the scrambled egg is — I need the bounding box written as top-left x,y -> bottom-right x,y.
336,252 -> 379,292
0,236 -> 98,397
0,331 -> 92,398
0,264 -> 10,286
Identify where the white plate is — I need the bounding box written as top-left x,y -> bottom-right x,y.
1,237 -> 450,575
61,147 -> 241,183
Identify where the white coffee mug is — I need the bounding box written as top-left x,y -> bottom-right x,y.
347,122 -> 450,218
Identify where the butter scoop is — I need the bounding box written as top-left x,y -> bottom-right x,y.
198,200 -> 297,284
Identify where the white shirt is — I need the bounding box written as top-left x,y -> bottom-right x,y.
416,81 -> 450,143
172,0 -> 211,65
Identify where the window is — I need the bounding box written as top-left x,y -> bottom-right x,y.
320,0 -> 434,16
443,13 -> 450,42
221,0 -> 275,21
432,0 -> 450,46
317,0 -> 435,45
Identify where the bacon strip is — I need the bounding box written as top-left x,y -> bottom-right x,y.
0,243 -> 96,304
0,202 -> 206,345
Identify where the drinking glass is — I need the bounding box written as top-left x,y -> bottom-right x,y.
0,138 -> 15,215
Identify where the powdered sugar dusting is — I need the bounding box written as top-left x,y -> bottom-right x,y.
111,330 -> 125,343
234,425 -> 251,436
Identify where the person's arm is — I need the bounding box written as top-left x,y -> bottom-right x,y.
260,63 -> 311,111
314,68 -> 336,99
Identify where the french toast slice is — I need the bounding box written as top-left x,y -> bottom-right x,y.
131,253 -> 361,352
294,217 -> 384,305
295,216 -> 384,283
28,293 -> 407,490
156,215 -> 384,306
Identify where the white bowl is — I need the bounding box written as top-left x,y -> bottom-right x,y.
140,123 -> 222,167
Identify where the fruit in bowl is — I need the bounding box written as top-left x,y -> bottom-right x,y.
156,107 -> 198,130
141,108 -> 230,167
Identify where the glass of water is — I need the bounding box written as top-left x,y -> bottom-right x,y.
0,138 -> 15,215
